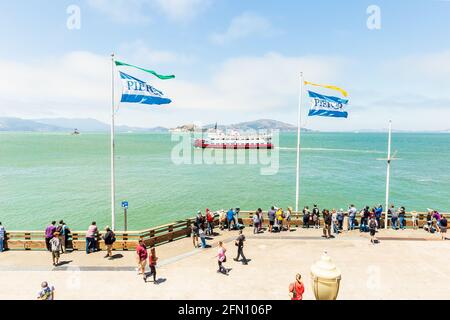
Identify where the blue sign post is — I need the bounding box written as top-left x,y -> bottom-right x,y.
121,201 -> 128,231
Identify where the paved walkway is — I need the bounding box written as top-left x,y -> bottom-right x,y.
0,227 -> 448,300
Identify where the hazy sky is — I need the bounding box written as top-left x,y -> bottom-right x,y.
0,0 -> 449,131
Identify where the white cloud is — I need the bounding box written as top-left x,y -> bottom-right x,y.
2,49 -> 450,131
210,12 -> 275,45
87,0 -> 211,23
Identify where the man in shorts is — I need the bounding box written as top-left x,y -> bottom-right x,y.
49,232 -> 61,266
268,206 -> 276,232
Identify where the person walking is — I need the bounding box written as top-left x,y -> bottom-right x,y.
234,230 -> 248,265
0,222 -> 5,253
252,209 -> 261,234
49,232 -> 61,266
85,221 -> 98,254
369,217 -> 378,244
217,241 -> 228,275
102,226 -> 115,258
37,282 -> 55,300
288,274 -> 305,300
136,239 -> 148,279
145,247 -> 158,283
440,215 -> 447,240
45,221 -> 56,252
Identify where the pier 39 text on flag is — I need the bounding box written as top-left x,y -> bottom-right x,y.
307,91 -> 349,118
119,71 -> 172,105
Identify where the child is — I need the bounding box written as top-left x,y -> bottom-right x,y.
145,248 -> 158,283
49,232 -> 61,266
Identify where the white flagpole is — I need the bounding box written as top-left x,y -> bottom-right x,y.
384,120 -> 392,229
295,72 -> 304,213
111,53 -> 116,231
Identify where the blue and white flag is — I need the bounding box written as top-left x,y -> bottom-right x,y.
307,91 -> 348,118
119,71 -> 172,105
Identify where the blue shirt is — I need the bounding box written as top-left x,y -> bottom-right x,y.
227,210 -> 234,221
0,226 -> 4,238
375,207 -> 383,217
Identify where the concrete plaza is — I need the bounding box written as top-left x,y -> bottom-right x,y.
0,227 -> 448,300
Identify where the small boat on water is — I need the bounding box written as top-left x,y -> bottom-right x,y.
71,128 -> 80,135
194,129 -> 273,149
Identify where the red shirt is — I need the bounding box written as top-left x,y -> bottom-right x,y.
149,255 -> 157,266
289,282 -> 305,300
207,212 -> 214,223
136,245 -> 148,261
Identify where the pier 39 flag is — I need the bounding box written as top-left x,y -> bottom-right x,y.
304,81 -> 349,118
119,72 -> 172,105
115,60 -> 174,106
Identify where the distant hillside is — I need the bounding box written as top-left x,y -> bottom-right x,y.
0,117 -> 168,133
204,119 -> 313,132
0,117 -> 66,132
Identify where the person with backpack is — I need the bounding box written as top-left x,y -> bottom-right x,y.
323,209 -> 332,239
312,205 -> 320,229
37,282 -> 55,300
234,230 -> 248,265
369,217 -> 378,244
253,209 -> 261,234
59,221 -> 70,253
102,226 -> 115,258
302,206 -> 310,228
144,247 -> 158,284
289,274 -> 305,300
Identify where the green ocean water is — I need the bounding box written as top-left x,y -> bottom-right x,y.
0,132 -> 449,231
